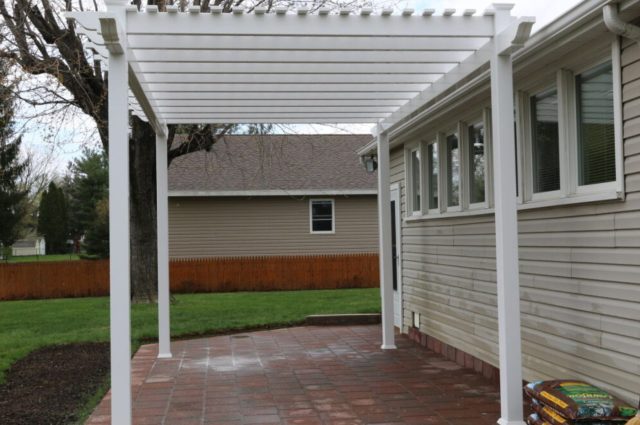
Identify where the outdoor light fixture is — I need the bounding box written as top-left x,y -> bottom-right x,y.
362,154 -> 378,174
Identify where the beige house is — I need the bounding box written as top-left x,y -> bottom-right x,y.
358,1 -> 640,404
168,134 -> 378,258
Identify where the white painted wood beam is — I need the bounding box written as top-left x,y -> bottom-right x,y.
156,106 -> 398,113
131,49 -> 473,63
156,128 -> 171,360
383,41 -> 494,130
490,4 -> 526,425
127,36 -> 489,51
143,83 -> 426,93
159,113 -> 390,119
141,73 -> 441,84
135,62 -> 457,74
149,99 -> 408,107
496,16 -> 536,56
99,16 -> 124,54
147,92 -> 415,101
128,63 -> 165,136
127,13 -> 495,37
376,124 -> 396,350
104,1 -> 131,425
165,118 -> 377,124
382,15 -> 524,132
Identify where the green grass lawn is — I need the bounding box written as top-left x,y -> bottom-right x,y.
4,254 -> 81,263
0,288 -> 381,383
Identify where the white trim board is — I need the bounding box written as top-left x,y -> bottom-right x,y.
168,189 -> 377,197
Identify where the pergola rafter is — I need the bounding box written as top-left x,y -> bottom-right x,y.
67,3 -> 535,425
68,6 -> 532,127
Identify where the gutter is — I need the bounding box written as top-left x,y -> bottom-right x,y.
603,0 -> 640,41
602,0 -> 640,42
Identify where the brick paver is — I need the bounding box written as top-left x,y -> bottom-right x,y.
86,326 -> 506,425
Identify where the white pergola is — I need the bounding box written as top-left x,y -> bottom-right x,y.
68,3 -> 534,424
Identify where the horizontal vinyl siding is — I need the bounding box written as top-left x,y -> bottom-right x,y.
393,40 -> 640,402
169,196 -> 378,258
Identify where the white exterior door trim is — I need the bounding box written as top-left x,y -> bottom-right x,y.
390,183 -> 403,330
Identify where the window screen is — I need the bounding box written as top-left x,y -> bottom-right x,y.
446,133 -> 460,207
468,122 -> 486,204
577,62 -> 615,186
410,149 -> 421,213
311,200 -> 333,232
427,143 -> 439,210
531,88 -> 560,193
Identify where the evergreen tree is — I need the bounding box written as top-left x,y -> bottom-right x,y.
82,197 -> 109,258
37,182 -> 69,254
0,59 -> 27,255
66,149 -> 109,257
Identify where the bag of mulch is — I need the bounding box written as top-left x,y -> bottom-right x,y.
527,413 -> 552,425
525,381 -> 638,421
531,399 -> 625,425
531,399 -> 572,425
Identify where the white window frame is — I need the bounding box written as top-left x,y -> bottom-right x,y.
524,82 -> 565,202
463,113 -> 491,211
405,143 -> 423,217
443,127 -> 462,213
517,39 -> 623,207
309,198 -> 335,234
572,54 -> 622,197
425,138 -> 441,214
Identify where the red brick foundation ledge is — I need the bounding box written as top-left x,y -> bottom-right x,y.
407,326 -> 501,385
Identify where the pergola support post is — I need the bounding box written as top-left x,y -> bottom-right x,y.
156,128 -> 172,359
490,4 -> 525,425
105,0 -> 131,424
377,124 -> 396,350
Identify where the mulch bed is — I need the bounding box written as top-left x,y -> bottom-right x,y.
0,342 -> 110,425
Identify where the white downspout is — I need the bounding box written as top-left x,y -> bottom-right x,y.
603,1 -> 640,42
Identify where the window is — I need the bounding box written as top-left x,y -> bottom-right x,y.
410,148 -> 421,213
446,133 -> 460,207
427,142 -> 439,210
310,199 -> 334,233
531,87 -> 560,193
577,62 -> 616,186
468,122 -> 486,204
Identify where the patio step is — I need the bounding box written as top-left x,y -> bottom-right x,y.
305,313 -> 381,326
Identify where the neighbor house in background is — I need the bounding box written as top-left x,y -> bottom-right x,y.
358,0 -> 640,403
167,134 -> 379,284
11,235 -> 45,257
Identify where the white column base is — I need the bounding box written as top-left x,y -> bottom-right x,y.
157,353 -> 173,359
380,344 -> 397,350
497,419 -> 526,425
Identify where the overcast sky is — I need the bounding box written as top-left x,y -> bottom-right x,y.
20,0 -> 587,171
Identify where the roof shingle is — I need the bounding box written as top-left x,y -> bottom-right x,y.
168,134 -> 376,193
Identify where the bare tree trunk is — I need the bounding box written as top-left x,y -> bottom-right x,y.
129,116 -> 158,303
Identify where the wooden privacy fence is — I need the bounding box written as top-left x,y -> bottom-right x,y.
0,253 -> 379,301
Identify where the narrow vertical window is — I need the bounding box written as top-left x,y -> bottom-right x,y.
531,88 -> 560,193
410,148 -> 421,213
446,133 -> 460,207
468,122 -> 486,204
577,62 -> 615,186
310,200 -> 334,233
427,142 -> 439,210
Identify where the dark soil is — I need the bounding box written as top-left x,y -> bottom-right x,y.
0,342 -> 110,425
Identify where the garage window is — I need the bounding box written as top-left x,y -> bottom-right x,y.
310,199 -> 334,233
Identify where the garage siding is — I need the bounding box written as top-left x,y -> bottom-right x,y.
169,195 -> 378,258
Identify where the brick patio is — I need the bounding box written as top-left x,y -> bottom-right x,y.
86,325 -> 506,425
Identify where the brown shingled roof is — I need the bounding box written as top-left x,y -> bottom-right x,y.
168,134 -> 376,193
